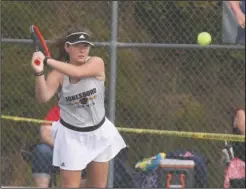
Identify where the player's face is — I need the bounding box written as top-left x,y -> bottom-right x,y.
66,43 -> 90,64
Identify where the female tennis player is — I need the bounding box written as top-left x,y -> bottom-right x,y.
31,28 -> 126,188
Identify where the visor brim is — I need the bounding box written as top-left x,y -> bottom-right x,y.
65,40 -> 94,46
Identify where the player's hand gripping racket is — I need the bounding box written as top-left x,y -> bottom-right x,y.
30,25 -> 51,65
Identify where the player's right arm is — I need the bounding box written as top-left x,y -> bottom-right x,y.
35,70 -> 63,103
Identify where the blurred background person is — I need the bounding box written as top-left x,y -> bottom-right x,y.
31,104 -> 60,187
228,1 -> 245,44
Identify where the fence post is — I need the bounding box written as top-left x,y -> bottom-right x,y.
107,1 -> 119,188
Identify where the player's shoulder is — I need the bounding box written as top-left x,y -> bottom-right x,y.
88,56 -> 104,64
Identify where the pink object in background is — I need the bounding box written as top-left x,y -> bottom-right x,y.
224,157 -> 245,188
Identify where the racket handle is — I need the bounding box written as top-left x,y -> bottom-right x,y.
34,59 -> 40,65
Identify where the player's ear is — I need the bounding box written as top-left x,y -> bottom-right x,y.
64,43 -> 70,53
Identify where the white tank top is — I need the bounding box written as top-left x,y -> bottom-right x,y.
58,75 -> 105,128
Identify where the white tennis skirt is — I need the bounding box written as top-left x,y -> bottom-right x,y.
51,117 -> 126,170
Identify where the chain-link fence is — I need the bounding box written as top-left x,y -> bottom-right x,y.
1,1 -> 245,188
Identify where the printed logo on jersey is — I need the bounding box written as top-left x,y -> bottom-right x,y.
65,88 -> 97,108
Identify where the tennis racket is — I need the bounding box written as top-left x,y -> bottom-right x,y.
30,25 -> 51,65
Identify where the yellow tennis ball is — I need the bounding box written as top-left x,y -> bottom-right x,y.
197,32 -> 212,46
